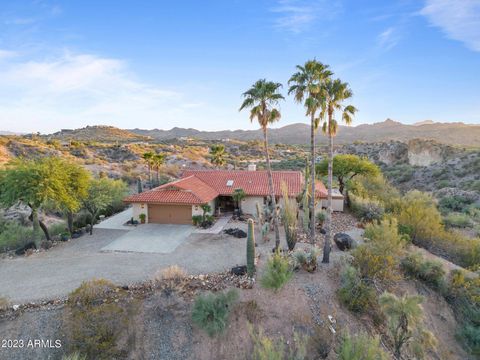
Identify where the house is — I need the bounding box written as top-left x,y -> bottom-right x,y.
124,168 -> 344,224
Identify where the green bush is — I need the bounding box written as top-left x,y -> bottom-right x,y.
338,332 -> 388,360
401,252 -> 446,289
0,220 -> 42,252
353,219 -> 406,283
191,215 -> 202,226
49,222 -> 68,237
191,289 -> 239,337
439,195 -> 474,214
261,251 -> 293,291
349,194 -> 384,222
443,212 -> 474,228
66,279 -> 135,359
338,264 -> 376,313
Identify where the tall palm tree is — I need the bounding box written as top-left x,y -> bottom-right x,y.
142,151 -> 154,188
209,144 -> 226,168
152,153 -> 165,186
239,79 -> 284,250
288,60 -> 332,245
319,78 -> 357,263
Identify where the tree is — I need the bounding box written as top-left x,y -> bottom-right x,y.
288,60 -> 332,245
201,203 -> 212,223
209,144 -> 226,168
240,79 -> 284,250
142,152 -> 154,188
379,292 -> 437,358
62,162 -> 91,235
82,178 -> 128,235
151,153 -> 165,187
0,157 -> 76,242
316,154 -> 380,194
319,78 -> 357,263
232,188 -> 246,215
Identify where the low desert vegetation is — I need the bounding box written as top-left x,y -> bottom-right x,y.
260,250 -> 293,291
65,279 -> 137,360
338,332 -> 388,360
191,289 -> 239,337
153,265 -> 187,295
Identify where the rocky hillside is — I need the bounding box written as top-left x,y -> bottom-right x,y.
48,125 -> 150,142
130,119 -> 480,147
338,139 -> 480,193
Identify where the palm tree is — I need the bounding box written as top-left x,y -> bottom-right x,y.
319,78 -> 357,263
239,79 -> 284,250
142,151 -> 154,188
152,153 -> 165,186
209,144 -> 226,168
288,60 -> 332,245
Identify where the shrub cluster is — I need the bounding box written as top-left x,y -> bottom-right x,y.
338,332 -> 388,360
349,194 -> 384,223
191,289 -> 239,337
65,279 -> 136,359
338,264 -> 376,313
401,252 -> 446,289
260,251 -> 293,291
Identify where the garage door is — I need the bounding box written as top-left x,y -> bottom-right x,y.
148,204 -> 192,224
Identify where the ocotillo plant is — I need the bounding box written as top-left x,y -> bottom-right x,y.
246,219 -> 256,277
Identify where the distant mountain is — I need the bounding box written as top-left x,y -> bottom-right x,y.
130,119 -> 480,147
48,125 -> 150,142
0,131 -> 24,136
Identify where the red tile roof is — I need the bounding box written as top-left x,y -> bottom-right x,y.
124,176 -> 218,205
182,170 -> 303,197
123,170 -> 334,205
315,180 -> 328,198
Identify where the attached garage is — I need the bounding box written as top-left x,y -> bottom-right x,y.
148,204 -> 192,224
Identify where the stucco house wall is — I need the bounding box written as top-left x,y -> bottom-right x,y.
241,196 -> 265,215
191,199 -> 216,217
132,203 -> 149,222
316,198 -> 344,212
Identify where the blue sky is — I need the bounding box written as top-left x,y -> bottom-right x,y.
0,0 -> 479,133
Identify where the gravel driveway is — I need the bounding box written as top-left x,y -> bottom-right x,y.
0,225 -> 267,304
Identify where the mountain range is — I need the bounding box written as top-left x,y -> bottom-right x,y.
129,119 -> 480,147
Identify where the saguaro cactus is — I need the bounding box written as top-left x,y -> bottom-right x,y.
246,219 -> 256,277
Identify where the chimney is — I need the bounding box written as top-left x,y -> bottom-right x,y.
248,164 -> 256,171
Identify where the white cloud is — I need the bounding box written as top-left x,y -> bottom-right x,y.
0,51 -> 205,133
271,0 -> 341,33
0,49 -> 17,59
377,27 -> 400,50
420,0 -> 480,51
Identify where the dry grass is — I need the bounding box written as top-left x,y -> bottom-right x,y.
0,297 -> 9,311
153,265 -> 188,295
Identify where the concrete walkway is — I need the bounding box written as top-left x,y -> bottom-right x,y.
101,224 -> 194,254
193,215 -> 231,234
96,207 -> 135,231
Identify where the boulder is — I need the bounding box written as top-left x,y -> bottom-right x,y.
224,228 -> 247,238
334,233 -> 357,251
231,265 -> 247,276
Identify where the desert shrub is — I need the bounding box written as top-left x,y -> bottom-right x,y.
0,297 -> 9,311
62,353 -> 86,360
0,220 -> 42,252
191,215 -> 202,226
249,325 -> 308,360
443,212 -> 474,228
242,300 -> 263,323
66,279 -> 135,359
457,325 -> 480,356
49,222 -> 68,237
191,289 -> 239,337
307,325 -> 334,359
338,331 -> 388,360
401,252 -> 446,289
338,264 -> 376,313
316,210 -> 326,227
432,231 -> 480,269
353,219 -> 406,283
292,247 -> 319,273
347,174 -> 400,212
395,190 -> 443,246
73,211 -> 91,229
379,292 -> 437,359
261,251 -> 293,291
349,194 -> 384,222
446,270 -> 480,323
153,265 -> 187,295
439,195 -> 475,214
